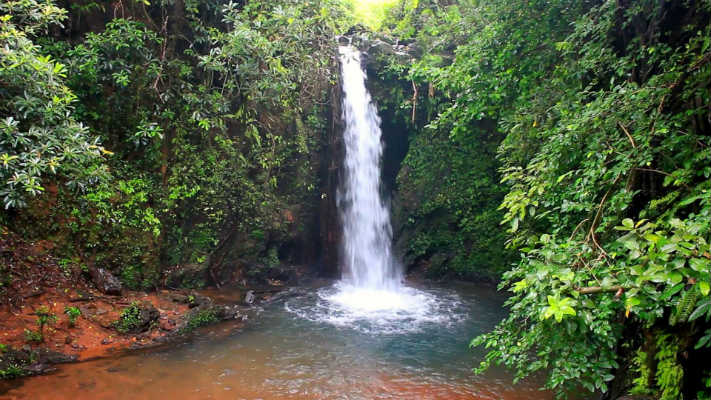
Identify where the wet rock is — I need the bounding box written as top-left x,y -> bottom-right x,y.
221,305 -> 242,320
243,290 -> 255,305
0,347 -> 32,372
158,318 -> 175,331
36,349 -> 77,364
170,293 -> 188,303
170,292 -> 210,308
88,267 -> 122,295
101,338 -> 113,345
266,287 -> 305,304
0,347 -> 79,377
24,363 -> 55,375
190,292 -> 212,308
246,264 -> 298,287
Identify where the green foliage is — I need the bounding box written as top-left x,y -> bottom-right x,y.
0,363 -> 25,379
382,0 -> 710,397
396,125 -> 512,279
33,305 -> 56,338
0,0 -> 107,209
182,308 -> 218,333
365,10 -> 513,279
345,0 -> 398,29
23,328 -> 42,343
63,306 -> 81,327
113,302 -> 143,334
631,349 -> 654,396
0,0 -> 353,290
699,371 -> 711,400
654,334 -> 683,400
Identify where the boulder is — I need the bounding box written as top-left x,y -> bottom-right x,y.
89,267 -> 122,295
170,291 -> 212,308
35,349 -> 77,364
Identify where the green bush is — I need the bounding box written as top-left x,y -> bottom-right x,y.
23,329 -> 42,343
113,302 -> 143,334
0,363 -> 25,379
181,308 -> 219,333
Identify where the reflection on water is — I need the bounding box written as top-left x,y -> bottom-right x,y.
0,283 -> 551,400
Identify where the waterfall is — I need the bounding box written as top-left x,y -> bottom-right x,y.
285,45 -> 458,333
337,45 -> 401,290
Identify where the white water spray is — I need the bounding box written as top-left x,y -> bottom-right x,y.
337,45 -> 401,290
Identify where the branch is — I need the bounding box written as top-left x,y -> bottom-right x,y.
576,285 -> 623,295
411,80 -> 418,125
569,218 -> 590,240
617,121 -> 636,148
587,175 -> 622,256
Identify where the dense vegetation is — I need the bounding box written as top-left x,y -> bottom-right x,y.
1,0 -> 709,398
1,0 -> 349,290
375,0 -> 711,398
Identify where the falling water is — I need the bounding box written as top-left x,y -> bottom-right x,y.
337,45 -> 401,290
286,45 -> 462,333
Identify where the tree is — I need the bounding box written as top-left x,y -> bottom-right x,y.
0,0 -> 107,209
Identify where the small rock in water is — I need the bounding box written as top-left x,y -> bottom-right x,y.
244,290 -> 255,305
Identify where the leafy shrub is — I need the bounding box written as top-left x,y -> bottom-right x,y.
63,306 -> 81,327
23,329 -> 42,343
181,308 -> 218,333
30,305 -> 57,341
113,302 -> 143,334
0,363 -> 25,379
0,0 -> 107,209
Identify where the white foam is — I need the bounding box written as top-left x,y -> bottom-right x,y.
286,283 -> 465,335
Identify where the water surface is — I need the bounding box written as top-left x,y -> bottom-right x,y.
0,282 -> 550,400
